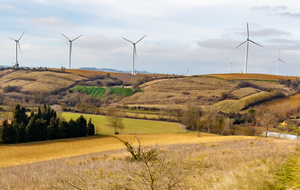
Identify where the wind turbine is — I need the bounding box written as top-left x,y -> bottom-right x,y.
226,56 -> 238,73
9,31 -> 25,67
122,35 -> 147,75
273,51 -> 286,75
61,33 -> 83,69
234,23 -> 263,73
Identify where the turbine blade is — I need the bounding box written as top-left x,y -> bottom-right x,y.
226,56 -> 230,62
72,34 -> 83,41
279,59 -> 286,64
247,23 -> 249,38
8,37 -> 17,41
234,40 -> 247,49
134,45 -> 137,58
61,33 -> 70,41
135,34 -> 147,44
18,41 -> 21,54
18,31 -> 25,41
249,39 -> 263,47
122,37 -> 134,44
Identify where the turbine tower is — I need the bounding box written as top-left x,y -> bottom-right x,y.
226,56 -> 238,73
9,31 -> 25,67
61,33 -> 83,69
234,23 -> 263,73
273,51 -> 286,75
122,35 -> 147,75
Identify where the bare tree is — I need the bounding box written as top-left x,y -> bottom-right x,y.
182,102 -> 203,137
201,106 -> 218,133
106,106 -> 124,134
255,106 -> 278,138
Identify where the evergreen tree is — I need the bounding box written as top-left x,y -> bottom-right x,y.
77,115 -> 87,137
1,120 -> 17,144
68,119 -> 78,137
27,116 -> 38,141
87,118 -> 95,136
18,122 -> 27,143
36,118 -> 47,141
59,120 -> 70,138
47,117 -> 61,140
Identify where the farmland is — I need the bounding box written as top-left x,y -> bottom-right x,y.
61,112 -> 184,134
0,133 -> 254,168
72,86 -> 142,98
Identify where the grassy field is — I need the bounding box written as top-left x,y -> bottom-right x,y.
62,112 -> 184,134
214,91 -> 278,113
72,86 -> 142,98
0,133 -> 255,168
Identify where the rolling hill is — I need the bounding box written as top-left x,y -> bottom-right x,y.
0,68 -> 298,113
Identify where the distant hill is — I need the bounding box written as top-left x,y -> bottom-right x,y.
79,67 -> 150,74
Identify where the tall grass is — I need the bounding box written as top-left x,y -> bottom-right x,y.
0,138 -> 296,189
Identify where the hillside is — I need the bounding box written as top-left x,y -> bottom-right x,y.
122,75 -> 296,110
0,69 -> 298,113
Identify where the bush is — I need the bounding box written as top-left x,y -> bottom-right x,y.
3,85 -> 21,93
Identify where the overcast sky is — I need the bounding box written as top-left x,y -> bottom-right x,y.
1,0 -> 300,75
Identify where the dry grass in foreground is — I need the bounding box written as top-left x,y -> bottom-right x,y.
0,138 -> 297,189
0,133 -> 254,168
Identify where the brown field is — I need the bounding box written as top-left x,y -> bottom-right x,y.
0,69 -> 85,93
123,76 -> 238,105
0,133 -> 256,168
206,73 -> 300,81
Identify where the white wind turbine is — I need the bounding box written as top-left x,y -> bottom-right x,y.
122,35 -> 147,75
9,31 -> 25,66
234,23 -> 263,73
61,33 -> 83,69
273,51 -> 286,75
226,56 -> 238,73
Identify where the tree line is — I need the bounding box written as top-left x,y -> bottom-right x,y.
0,104 -> 95,144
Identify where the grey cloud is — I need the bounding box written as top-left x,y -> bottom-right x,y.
234,28 -> 290,37
250,5 -> 288,11
197,39 -> 239,49
275,12 -> 300,18
267,38 -> 297,44
33,17 -> 68,26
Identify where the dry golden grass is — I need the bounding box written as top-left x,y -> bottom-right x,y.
256,94 -> 300,110
124,76 -> 238,105
0,133 -> 255,168
231,87 -> 261,99
0,69 -> 85,93
206,73 -> 300,81
0,138 -> 296,189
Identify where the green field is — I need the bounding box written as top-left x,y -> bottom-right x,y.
61,112 -> 184,135
72,86 -> 142,98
